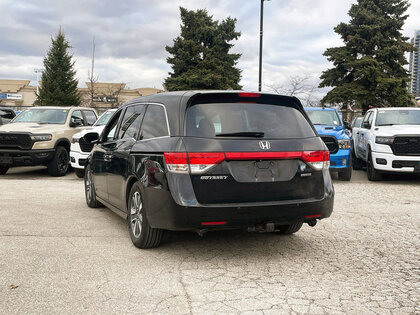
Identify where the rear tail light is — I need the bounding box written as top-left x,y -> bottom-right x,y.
164,152 -> 224,174
301,151 -> 330,170
164,150 -> 330,174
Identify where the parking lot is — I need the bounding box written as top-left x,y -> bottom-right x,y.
0,167 -> 419,314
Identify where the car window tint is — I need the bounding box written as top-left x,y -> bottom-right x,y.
117,105 -> 145,140
102,110 -> 122,142
83,110 -> 97,125
71,110 -> 85,125
141,105 -> 169,140
0,110 -> 15,120
187,103 -> 315,139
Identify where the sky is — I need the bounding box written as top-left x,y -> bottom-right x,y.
0,0 -> 419,99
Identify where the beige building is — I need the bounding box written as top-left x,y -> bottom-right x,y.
0,79 -> 163,109
0,80 -> 37,107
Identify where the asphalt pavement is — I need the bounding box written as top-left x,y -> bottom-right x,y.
0,166 -> 419,314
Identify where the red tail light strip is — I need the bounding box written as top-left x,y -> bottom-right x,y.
201,221 -> 227,226
304,214 -> 322,219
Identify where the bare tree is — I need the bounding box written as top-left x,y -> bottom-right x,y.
266,75 -> 321,106
104,83 -> 126,108
87,37 -> 98,107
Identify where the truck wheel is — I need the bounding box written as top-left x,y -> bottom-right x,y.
84,164 -> 102,208
352,151 -> 363,170
47,146 -> 69,177
367,151 -> 382,181
74,168 -> 85,178
0,166 -> 9,175
277,222 -> 303,235
128,182 -> 163,249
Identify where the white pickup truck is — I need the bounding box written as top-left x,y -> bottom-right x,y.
352,107 -> 420,180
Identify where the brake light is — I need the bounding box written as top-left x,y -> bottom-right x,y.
238,92 -> 261,98
164,150 -> 330,174
301,151 -> 330,170
164,152 -> 189,173
188,152 -> 225,174
164,152 -> 225,174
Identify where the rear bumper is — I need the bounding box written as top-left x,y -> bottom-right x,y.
0,149 -> 55,166
329,149 -> 351,171
371,151 -> 420,173
147,194 -> 334,231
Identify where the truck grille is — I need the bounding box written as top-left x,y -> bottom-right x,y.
79,137 -> 94,153
392,137 -> 420,156
0,133 -> 32,149
321,136 -> 338,154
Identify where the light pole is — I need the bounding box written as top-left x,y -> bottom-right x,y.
34,68 -> 43,95
258,0 -> 270,92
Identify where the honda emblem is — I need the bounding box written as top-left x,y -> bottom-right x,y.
259,141 -> 271,150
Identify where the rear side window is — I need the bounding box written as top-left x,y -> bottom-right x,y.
186,103 -> 315,138
117,105 -> 145,140
141,105 -> 169,140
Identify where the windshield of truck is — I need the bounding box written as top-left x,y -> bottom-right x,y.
306,109 -> 342,126
186,103 -> 316,139
13,108 -> 69,124
94,110 -> 115,126
375,109 -> 420,126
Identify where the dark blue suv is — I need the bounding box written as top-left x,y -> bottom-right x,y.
305,107 -> 352,181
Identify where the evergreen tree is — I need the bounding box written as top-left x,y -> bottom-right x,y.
319,0 -> 415,112
164,7 -> 242,91
36,29 -> 80,106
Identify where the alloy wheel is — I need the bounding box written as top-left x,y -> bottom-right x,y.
130,191 -> 143,238
85,170 -> 92,203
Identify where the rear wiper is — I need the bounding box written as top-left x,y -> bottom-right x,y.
377,124 -> 395,126
216,132 -> 265,138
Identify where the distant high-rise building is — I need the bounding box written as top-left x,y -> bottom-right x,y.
409,30 -> 420,97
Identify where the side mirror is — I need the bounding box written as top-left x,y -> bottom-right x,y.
362,121 -> 371,129
343,121 -> 351,130
70,118 -> 83,127
83,132 -> 100,144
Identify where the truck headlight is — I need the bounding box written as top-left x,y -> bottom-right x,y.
375,136 -> 394,144
337,139 -> 350,149
72,137 -> 79,144
30,134 -> 52,142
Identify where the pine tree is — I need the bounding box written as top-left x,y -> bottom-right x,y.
164,7 -> 242,91
36,29 -> 80,106
319,0 -> 415,112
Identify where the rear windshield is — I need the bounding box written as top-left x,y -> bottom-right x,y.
186,103 -> 316,139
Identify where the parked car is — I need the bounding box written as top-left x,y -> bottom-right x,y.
305,107 -> 352,181
353,107 -> 420,180
70,109 -> 117,178
83,91 -> 334,248
0,106 -> 97,176
0,108 -> 16,125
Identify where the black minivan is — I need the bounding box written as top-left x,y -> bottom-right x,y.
83,91 -> 334,248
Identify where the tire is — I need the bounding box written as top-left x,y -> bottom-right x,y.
47,146 -> 69,177
367,151 -> 382,181
277,222 -> 303,235
352,151 -> 363,170
0,166 -> 9,175
74,168 -> 85,178
128,182 -> 163,249
84,164 -> 102,208
338,157 -> 352,181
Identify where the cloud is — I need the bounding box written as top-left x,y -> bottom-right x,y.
0,0 -> 418,94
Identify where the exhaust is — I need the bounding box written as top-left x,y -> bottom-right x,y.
307,220 -> 317,227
